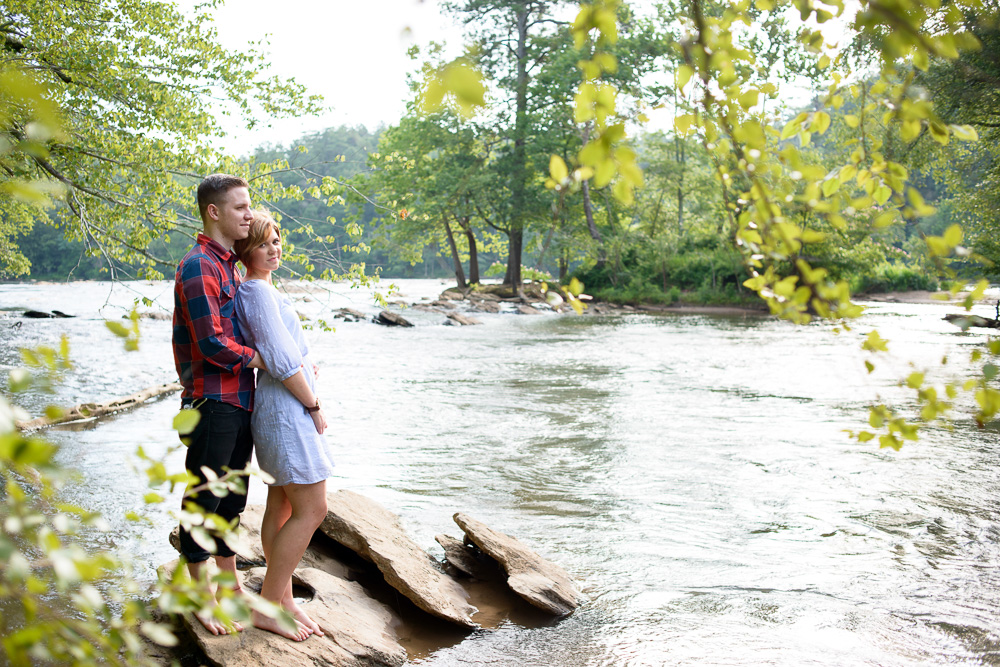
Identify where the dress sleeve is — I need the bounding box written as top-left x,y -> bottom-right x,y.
236,282 -> 303,381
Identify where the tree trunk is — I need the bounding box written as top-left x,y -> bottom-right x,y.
16,382 -> 183,431
535,224 -> 556,271
676,133 -> 685,234
464,223 -> 480,285
559,252 -> 568,281
505,1 -> 530,296
582,178 -> 605,266
443,219 -> 467,288
508,228 -> 524,290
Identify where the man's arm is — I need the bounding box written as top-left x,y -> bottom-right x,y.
180,257 -> 255,374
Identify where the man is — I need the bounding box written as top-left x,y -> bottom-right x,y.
172,173 -> 265,635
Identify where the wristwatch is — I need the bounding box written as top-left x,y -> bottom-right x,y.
306,398 -> 321,413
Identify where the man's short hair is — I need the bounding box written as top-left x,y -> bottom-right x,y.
197,174 -> 249,222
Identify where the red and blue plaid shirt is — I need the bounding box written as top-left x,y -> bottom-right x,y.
172,234 -> 255,411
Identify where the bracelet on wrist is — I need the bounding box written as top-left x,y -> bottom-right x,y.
305,398 -> 321,414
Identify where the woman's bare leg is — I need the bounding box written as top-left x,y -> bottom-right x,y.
260,485 -> 292,563
252,480 -> 327,640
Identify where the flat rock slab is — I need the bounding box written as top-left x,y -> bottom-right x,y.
320,490 -> 477,627
516,304 -> 542,315
184,566 -> 406,667
453,513 -> 582,616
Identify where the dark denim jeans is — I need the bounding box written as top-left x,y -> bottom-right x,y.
177,398 -> 253,563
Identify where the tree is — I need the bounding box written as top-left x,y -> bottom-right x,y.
442,0 -> 574,293
0,0 -> 323,278
363,111 -> 497,287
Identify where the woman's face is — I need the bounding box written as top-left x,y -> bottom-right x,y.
249,225 -> 281,273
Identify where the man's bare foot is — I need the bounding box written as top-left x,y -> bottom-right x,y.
286,601 -> 324,637
251,610 -> 312,642
195,605 -> 238,636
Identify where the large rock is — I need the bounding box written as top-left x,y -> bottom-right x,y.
319,490 -> 477,627
516,304 -> 542,315
183,566 -> 406,667
453,513 -> 582,616
376,311 -> 414,327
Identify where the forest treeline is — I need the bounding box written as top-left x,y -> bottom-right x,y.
7,1 -> 1000,309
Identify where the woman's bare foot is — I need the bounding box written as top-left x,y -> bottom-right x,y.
251,609 -> 313,641
286,600 -> 324,637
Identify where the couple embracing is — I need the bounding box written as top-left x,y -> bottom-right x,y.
172,174 -> 334,641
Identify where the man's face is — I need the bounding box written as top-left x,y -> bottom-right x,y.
209,186 -> 253,245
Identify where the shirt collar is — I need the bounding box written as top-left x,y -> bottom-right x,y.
196,233 -> 236,263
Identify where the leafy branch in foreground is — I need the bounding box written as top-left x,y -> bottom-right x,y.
562,0 -> 1000,446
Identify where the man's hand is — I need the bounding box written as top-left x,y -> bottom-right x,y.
247,351 -> 265,370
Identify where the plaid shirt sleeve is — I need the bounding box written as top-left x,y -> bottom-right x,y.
179,255 -> 255,374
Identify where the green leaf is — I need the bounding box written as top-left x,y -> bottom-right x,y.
549,155 -> 568,183
105,321 -> 130,338
676,65 -> 694,90
173,409 -> 200,435
943,223 -> 963,247
738,89 -> 759,109
950,124 -> 978,141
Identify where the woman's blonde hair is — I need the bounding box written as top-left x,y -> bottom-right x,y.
234,209 -> 281,270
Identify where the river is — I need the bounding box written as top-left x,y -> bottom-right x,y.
1,279 -> 999,666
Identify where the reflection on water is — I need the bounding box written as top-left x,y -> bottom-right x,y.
2,281 -> 1000,665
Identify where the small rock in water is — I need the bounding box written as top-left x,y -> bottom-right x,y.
446,312 -> 483,326
435,534 -> 500,580
439,289 -> 466,301
334,307 -> 368,322
516,304 -> 541,315
376,311 -> 414,327
454,513 -> 583,616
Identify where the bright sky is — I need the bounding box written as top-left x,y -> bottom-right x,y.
183,0 -> 466,154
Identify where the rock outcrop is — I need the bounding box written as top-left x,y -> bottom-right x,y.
320,490 -> 478,627
453,513 -> 582,616
183,566 -> 406,667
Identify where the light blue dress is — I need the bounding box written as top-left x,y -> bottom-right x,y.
235,280 -> 334,486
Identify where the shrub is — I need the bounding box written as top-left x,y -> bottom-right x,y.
854,264 -> 939,293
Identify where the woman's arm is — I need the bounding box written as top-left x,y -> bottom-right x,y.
236,282 -> 302,380
281,370 -> 326,434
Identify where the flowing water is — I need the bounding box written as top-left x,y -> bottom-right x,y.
2,279 -> 1000,666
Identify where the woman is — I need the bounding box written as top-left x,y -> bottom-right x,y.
234,210 -> 334,641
